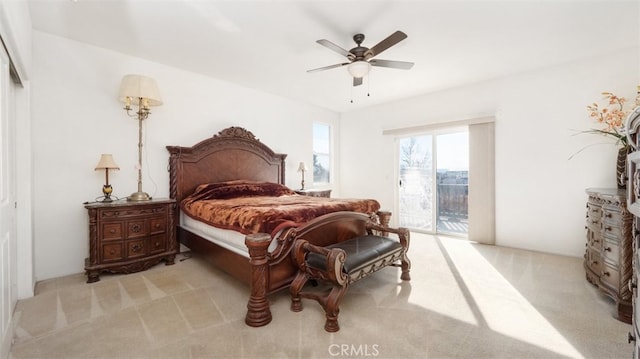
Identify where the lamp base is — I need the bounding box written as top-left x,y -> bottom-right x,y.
127,191 -> 152,201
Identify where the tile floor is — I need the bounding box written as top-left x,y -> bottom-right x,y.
9,233 -> 633,358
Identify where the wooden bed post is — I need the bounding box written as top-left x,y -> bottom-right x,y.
245,233 -> 273,327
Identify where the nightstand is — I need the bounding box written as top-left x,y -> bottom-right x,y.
84,198 -> 176,283
294,189 -> 332,198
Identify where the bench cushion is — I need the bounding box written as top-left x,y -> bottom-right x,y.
306,235 -> 403,274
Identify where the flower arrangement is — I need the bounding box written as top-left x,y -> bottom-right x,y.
586,92 -> 631,147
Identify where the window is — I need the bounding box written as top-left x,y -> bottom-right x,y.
313,122 -> 331,184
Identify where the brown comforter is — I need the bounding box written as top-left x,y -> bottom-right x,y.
181,180 -> 381,235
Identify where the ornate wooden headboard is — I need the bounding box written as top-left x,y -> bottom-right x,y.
166,127 -> 287,206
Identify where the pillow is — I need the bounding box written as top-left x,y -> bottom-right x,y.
188,180 -> 295,201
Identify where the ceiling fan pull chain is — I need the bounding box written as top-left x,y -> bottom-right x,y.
350,83 -> 354,103
367,73 -> 371,97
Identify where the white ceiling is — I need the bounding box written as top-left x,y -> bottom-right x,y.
28,0 -> 639,113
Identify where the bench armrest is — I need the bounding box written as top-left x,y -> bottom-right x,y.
366,222 -> 410,251
292,239 -> 349,286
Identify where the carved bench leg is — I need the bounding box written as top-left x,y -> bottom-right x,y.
323,284 -> 349,332
401,256 -> 411,281
290,271 -> 308,312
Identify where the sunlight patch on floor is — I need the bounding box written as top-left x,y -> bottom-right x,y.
433,237 -> 583,358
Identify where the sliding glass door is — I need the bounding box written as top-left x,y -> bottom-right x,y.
398,130 -> 469,235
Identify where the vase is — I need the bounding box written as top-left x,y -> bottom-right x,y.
617,146 -> 632,189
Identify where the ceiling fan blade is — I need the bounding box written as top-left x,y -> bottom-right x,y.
353,77 -> 363,87
370,59 -> 414,70
316,39 -> 352,58
307,63 -> 349,73
365,30 -> 408,59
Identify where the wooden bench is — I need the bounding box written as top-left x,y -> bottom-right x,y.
290,214 -> 410,332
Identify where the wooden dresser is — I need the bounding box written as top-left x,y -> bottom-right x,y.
584,188 -> 633,323
626,149 -> 640,356
84,198 -> 177,283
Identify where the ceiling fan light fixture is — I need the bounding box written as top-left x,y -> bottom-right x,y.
347,61 -> 371,78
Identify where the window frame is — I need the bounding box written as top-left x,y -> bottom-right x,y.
312,122 -> 332,185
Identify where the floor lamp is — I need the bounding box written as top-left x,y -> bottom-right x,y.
118,74 -> 163,201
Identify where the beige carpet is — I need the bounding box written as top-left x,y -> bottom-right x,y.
9,233 -> 631,358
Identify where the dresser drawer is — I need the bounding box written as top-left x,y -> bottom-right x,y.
600,261 -> 621,291
586,228 -> 603,251
601,221 -> 623,239
585,248 -> 602,275
602,207 -> 623,224
602,239 -> 620,266
586,202 -> 602,222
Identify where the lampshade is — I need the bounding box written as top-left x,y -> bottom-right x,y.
297,162 -> 308,172
347,61 -> 371,78
117,74 -> 163,106
95,154 -> 120,170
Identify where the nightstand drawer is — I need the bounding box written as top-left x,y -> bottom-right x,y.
148,235 -> 167,255
102,243 -> 124,262
149,217 -> 167,235
127,239 -> 147,259
103,223 -> 123,241
127,219 -> 147,239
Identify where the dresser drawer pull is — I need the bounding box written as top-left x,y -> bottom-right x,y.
605,212 -> 613,218
628,280 -> 637,291
131,244 -> 142,252
109,229 -> 116,234
155,242 -> 160,248
603,226 -> 612,231
604,246 -> 612,252
131,224 -> 142,233
629,332 -> 636,343
601,270 -> 610,277
155,223 -> 161,228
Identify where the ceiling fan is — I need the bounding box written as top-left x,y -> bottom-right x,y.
308,30 -> 414,87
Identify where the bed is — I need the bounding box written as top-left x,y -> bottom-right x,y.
166,126 -> 390,327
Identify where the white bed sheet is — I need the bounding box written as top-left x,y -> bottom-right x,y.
181,212 -> 250,258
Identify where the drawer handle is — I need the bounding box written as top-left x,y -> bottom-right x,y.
155,223 -> 161,228
131,244 -> 142,252
604,246 -> 612,252
109,229 -> 116,234
629,280 -> 637,291
155,241 -> 160,248
109,249 -> 116,255
131,224 -> 142,233
629,332 -> 636,343
603,226 -> 612,231
601,270 -> 610,277
605,213 -> 612,218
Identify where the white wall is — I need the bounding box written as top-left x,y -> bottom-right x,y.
31,31 -> 339,281
340,48 -> 640,257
